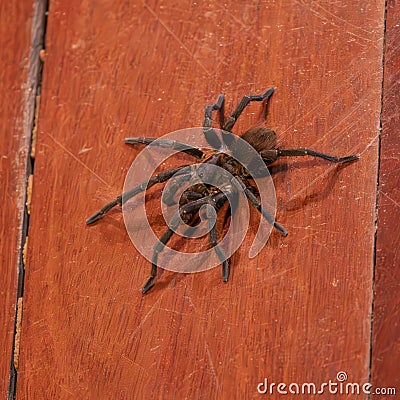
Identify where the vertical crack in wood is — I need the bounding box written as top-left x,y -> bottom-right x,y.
368,1 -> 388,398
7,1 -> 49,399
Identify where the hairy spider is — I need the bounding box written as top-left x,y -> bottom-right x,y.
86,87 -> 359,294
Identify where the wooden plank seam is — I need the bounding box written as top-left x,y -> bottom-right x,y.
7,1 -> 49,399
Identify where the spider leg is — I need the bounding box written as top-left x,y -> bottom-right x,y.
220,203 -> 233,280
223,87 -> 274,132
142,192 -> 226,293
203,93 -> 225,129
161,168 -> 196,205
180,191 -> 204,202
124,137 -> 204,159
209,219 -> 230,282
86,165 -> 192,224
203,94 -> 225,149
142,227 -> 175,294
276,148 -> 359,163
204,195 -> 231,281
234,175 -> 288,236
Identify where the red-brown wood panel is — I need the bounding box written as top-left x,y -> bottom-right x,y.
372,1 -> 400,397
18,1 -> 384,399
0,1 -> 36,397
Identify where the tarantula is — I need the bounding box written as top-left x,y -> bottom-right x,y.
86,87 -> 358,294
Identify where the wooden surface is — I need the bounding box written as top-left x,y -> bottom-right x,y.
0,1 -> 36,397
1,0 -> 396,399
372,0 -> 400,395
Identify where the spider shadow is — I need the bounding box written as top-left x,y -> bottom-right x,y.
86,207 -> 129,245
271,159 -> 355,212
152,269 -> 185,292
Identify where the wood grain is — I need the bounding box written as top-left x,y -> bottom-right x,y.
372,1 -> 400,396
18,1 -> 384,399
0,1 -> 37,397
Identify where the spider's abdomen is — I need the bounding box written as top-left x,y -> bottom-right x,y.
241,126 -> 277,153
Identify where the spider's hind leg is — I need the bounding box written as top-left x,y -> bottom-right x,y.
209,222 -> 230,282
205,197 -> 230,282
277,148 -> 359,163
142,228 -> 175,294
142,192 -> 227,293
235,175 -> 288,237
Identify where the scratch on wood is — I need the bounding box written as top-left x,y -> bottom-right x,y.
280,69 -> 371,143
359,132 -> 380,156
380,190 -> 400,209
308,1 -> 372,42
184,293 -> 219,386
131,291 -> 168,337
121,354 -> 149,376
58,384 -> 75,396
205,342 -> 219,387
45,132 -> 110,187
142,1 -> 211,76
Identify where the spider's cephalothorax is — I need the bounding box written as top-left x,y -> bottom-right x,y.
86,87 -> 359,294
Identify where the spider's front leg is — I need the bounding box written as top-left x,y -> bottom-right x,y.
202,93 -> 225,149
223,87 -> 274,132
86,165 -> 191,224
124,137 -> 204,159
